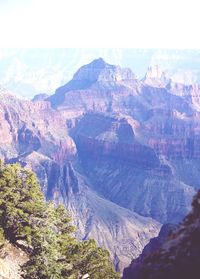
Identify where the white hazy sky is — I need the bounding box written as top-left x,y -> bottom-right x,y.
0,0 -> 200,48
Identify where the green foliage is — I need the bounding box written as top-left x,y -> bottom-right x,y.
63,239 -> 120,279
0,161 -> 119,279
0,162 -> 44,245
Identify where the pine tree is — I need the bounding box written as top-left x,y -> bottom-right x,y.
62,239 -> 120,278
0,162 -> 45,246
0,161 -> 120,279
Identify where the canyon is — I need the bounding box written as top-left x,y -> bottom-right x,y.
0,58 -> 200,272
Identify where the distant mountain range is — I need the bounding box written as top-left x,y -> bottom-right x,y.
1,49 -> 200,98
1,56 -> 200,273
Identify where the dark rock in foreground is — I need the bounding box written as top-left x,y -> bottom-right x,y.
123,191 -> 200,279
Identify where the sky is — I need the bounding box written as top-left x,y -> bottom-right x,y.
0,0 -> 200,98
0,0 -> 200,48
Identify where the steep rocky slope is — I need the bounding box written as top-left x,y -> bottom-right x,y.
122,224 -> 175,278
15,152 -> 160,272
122,191 -> 200,279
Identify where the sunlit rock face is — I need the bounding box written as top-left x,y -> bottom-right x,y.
1,58 -> 200,271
